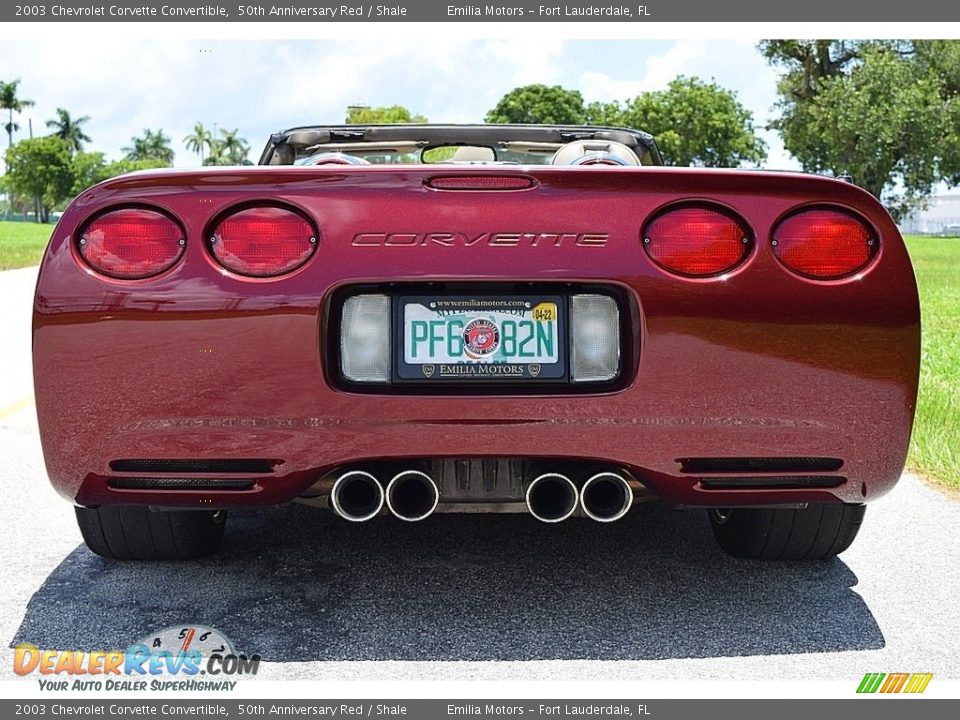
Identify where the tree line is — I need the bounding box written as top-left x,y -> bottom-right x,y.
0,79 -> 253,222
483,77 -> 767,168
3,39 -> 959,221
482,40 -> 959,219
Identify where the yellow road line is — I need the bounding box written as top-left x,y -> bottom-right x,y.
0,397 -> 33,419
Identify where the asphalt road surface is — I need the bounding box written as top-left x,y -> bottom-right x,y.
2,266 -> 959,682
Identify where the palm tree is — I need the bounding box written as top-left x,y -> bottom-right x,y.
45,107 -> 92,154
204,141 -> 226,166
122,128 -> 174,165
183,122 -> 212,163
218,128 -> 251,165
204,128 -> 252,166
0,79 -> 34,149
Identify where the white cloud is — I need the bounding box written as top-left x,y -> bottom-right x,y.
635,39 -> 709,92
578,40 -> 707,103
481,39 -> 566,87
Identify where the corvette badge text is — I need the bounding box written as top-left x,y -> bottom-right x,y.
352,232 -> 609,247
13,626 -> 259,692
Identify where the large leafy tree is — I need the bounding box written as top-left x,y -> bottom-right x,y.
487,79 -> 766,168
46,108 -> 92,154
485,85 -> 586,125
617,77 -> 767,167
70,151 -> 167,195
584,101 -> 626,127
762,40 -> 960,218
183,122 -> 213,163
122,128 -> 174,165
0,79 -> 34,149
68,151 -> 109,196
345,105 -> 427,124
4,136 -> 73,222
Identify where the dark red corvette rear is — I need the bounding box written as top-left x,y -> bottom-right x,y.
32,125 -> 920,561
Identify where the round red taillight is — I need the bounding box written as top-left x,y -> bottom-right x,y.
209,205 -> 317,277
78,207 -> 185,279
643,206 -> 751,277
773,208 -> 877,279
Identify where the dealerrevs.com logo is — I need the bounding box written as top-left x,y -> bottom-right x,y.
14,625 -> 260,692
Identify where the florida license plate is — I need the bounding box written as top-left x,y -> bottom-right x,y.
396,295 -> 567,381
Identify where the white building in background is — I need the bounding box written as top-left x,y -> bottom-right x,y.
899,194 -> 960,236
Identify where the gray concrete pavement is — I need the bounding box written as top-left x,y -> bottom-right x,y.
2,265 -> 958,682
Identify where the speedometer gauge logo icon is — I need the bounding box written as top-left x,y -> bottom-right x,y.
138,625 -> 234,658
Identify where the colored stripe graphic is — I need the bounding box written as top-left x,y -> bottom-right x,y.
904,673 -> 934,694
885,673 -> 909,693
857,673 -> 885,693
857,672 -> 932,694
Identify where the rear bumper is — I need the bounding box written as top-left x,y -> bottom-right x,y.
34,285 -> 918,510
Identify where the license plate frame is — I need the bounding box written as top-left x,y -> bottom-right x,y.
394,294 -> 568,383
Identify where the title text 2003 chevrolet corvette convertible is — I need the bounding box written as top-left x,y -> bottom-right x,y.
32,124 -> 920,561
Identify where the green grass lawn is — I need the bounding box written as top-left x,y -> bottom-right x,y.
0,222 -> 956,488
0,220 -> 53,270
904,236 -> 960,490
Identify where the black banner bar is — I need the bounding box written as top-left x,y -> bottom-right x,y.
2,700 -> 959,719
4,0 -> 960,23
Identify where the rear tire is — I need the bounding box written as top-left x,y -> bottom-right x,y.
708,503 -> 865,560
75,506 -> 226,560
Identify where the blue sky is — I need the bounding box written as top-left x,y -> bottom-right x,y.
3,38 -> 794,169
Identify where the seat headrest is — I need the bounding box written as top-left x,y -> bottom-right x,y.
300,152 -> 370,166
551,140 -> 640,166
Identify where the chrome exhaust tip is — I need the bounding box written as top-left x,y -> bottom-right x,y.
525,473 -> 578,523
330,470 -> 384,522
386,470 -> 440,522
580,471 -> 633,523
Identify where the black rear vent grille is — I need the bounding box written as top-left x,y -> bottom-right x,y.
700,476 -> 847,490
110,459 -> 276,474
678,457 -> 843,474
108,477 -> 256,491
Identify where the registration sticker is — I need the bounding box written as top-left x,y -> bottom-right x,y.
532,302 -> 557,322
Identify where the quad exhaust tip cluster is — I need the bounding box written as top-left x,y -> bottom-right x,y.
330,468 -> 634,523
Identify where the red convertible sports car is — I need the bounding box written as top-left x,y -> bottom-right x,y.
33,124 -> 920,561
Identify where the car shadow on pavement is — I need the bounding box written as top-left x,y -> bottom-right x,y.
11,501 -> 884,661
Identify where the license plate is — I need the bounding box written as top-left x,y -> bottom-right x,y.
396,295 -> 567,381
